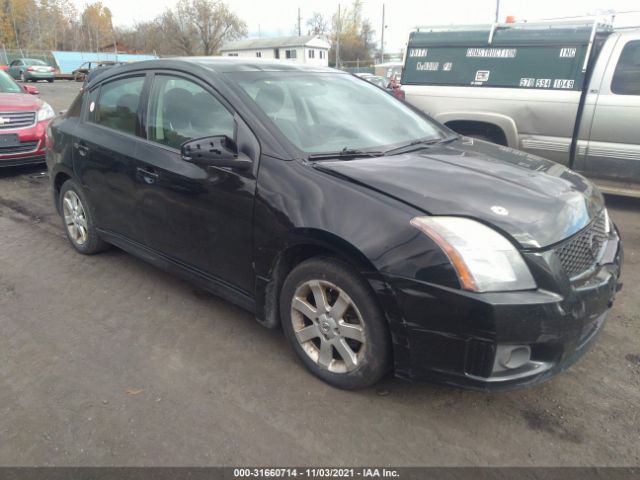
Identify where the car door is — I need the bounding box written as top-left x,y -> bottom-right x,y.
135,71 -> 258,294
73,73 -> 149,244
582,35 -> 640,186
8,60 -> 22,79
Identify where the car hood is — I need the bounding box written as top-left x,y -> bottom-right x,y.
314,138 -> 604,249
0,92 -> 42,110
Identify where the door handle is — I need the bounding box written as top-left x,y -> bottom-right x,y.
74,142 -> 89,156
136,166 -> 159,184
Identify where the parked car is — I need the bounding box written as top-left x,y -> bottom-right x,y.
402,19 -> 640,197
355,72 -> 405,99
72,61 -> 124,82
0,70 -> 53,166
8,58 -> 55,82
387,77 -> 406,100
47,59 -> 622,390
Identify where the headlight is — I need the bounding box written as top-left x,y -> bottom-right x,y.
37,102 -> 55,122
410,216 -> 536,292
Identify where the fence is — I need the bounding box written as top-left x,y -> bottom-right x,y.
335,60 -> 375,74
0,48 -> 57,68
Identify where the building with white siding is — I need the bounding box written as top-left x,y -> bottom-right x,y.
219,35 -> 331,67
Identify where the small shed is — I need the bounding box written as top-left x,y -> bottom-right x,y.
219,35 -> 330,66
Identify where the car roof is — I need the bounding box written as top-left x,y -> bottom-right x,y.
186,57 -> 339,73
97,57 -> 340,77
85,57 -> 347,89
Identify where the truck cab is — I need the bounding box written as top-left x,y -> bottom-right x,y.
402,20 -> 640,197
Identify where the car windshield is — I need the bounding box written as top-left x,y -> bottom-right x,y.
232,72 -> 444,154
0,71 -> 22,93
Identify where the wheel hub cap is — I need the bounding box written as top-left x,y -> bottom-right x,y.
290,280 -> 366,374
318,314 -> 338,338
62,190 -> 88,246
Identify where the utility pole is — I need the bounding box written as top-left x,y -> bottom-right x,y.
494,0 -> 500,22
380,3 -> 385,63
298,7 -> 301,36
336,4 -> 341,68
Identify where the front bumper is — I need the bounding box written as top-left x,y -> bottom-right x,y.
0,121 -> 48,167
385,228 -> 623,391
25,71 -> 54,81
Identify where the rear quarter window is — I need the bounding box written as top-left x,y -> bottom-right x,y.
90,76 -> 145,135
611,40 -> 640,95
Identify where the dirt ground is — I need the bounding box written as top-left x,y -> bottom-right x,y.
0,81 -> 638,466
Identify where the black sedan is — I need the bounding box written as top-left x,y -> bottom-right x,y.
46,58 -> 622,390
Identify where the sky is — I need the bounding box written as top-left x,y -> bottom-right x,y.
71,0 -> 640,52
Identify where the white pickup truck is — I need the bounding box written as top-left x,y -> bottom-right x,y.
402,19 -> 640,197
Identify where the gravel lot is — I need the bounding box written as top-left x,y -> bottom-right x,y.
0,80 -> 638,466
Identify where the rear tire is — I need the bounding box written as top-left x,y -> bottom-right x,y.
47,78 -> 54,83
280,257 -> 391,389
59,179 -> 110,255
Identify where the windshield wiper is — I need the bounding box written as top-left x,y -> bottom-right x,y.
384,135 -> 458,156
307,147 -> 385,161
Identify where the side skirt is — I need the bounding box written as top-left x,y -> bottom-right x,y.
97,229 -> 256,314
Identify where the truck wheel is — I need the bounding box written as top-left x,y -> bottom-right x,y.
280,257 -> 392,389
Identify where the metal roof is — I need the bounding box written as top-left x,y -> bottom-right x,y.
51,51 -> 158,74
220,35 -> 329,51
409,21 -> 613,47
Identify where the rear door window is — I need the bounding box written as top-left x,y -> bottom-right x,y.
91,76 -> 145,135
611,40 -> 640,95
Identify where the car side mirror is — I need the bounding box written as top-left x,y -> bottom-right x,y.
181,135 -> 252,170
23,84 -> 39,95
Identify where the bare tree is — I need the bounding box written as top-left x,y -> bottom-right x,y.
158,0 -> 246,56
306,11 -> 328,35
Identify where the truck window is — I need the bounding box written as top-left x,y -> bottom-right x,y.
611,40 -> 640,96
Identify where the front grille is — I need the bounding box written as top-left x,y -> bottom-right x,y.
554,212 -> 608,279
0,141 -> 39,155
0,111 -> 37,129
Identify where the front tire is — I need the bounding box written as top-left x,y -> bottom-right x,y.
59,179 -> 109,254
280,257 -> 391,389
47,78 -> 54,83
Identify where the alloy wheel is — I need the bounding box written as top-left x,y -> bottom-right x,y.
62,190 -> 88,246
290,280 -> 366,374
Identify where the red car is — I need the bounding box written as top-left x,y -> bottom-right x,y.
388,78 -> 405,100
0,70 -> 53,167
